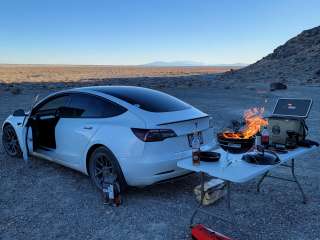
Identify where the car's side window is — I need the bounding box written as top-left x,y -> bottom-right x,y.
35,95 -> 71,115
67,94 -> 127,118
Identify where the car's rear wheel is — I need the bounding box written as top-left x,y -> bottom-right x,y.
2,124 -> 22,158
88,146 -> 127,191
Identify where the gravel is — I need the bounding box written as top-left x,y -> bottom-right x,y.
1,81 -> 319,240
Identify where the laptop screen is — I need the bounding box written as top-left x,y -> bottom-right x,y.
273,98 -> 312,118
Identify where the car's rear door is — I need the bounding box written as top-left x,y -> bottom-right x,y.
54,93 -> 127,168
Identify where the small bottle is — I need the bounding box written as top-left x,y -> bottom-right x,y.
114,182 -> 121,207
102,179 -> 110,204
108,184 -> 115,202
261,126 -> 269,146
114,194 -> 121,207
255,130 -> 262,147
192,131 -> 201,166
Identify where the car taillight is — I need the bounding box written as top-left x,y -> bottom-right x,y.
131,128 -> 177,142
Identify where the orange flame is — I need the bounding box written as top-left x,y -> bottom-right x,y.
223,107 -> 268,139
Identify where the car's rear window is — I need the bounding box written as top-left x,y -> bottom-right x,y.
95,87 -> 190,112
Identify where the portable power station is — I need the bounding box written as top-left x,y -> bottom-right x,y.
267,98 -> 312,147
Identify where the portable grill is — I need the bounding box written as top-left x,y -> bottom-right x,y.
217,132 -> 255,154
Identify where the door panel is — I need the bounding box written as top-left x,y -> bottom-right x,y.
54,118 -> 100,164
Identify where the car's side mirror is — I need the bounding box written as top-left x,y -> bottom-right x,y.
13,109 -> 26,117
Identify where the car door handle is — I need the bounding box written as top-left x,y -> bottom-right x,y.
83,126 -> 93,130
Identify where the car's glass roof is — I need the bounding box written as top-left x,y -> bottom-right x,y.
85,86 -> 190,113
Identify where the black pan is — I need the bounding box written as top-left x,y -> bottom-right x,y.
199,151 -> 221,162
242,151 -> 280,165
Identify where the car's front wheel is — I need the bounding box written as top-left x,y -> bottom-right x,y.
88,146 -> 127,191
2,124 -> 22,158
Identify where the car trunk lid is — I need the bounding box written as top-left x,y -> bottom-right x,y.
140,108 -> 214,156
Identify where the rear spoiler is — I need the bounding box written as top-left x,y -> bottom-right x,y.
157,116 -> 209,126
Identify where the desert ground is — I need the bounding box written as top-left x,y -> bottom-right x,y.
0,64 -> 232,84
0,66 -> 320,240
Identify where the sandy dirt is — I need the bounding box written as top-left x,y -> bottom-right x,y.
0,74 -> 319,239
0,65 -> 232,84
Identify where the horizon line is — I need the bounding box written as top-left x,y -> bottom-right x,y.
0,62 -> 249,67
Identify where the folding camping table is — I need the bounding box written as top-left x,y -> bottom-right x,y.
177,146 -> 317,227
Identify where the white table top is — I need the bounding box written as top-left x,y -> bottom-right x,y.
177,146 -> 317,183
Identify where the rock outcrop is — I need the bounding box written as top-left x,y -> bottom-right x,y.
218,26 -> 320,85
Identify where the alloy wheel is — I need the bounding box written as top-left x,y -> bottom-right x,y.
2,125 -> 21,157
93,153 -> 115,186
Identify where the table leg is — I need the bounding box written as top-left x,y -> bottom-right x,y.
190,172 -> 205,227
256,158 -> 307,204
226,181 -> 231,209
257,171 -> 269,192
290,158 -> 307,204
226,182 -> 234,223
226,182 -> 242,232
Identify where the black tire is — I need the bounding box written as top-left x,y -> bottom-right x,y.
2,124 -> 23,158
88,146 -> 127,191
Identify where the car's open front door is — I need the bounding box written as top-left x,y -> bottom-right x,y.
20,94 -> 71,162
20,110 -> 60,162
21,114 -> 30,162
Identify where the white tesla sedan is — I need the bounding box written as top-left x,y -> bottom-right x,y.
2,86 -> 215,190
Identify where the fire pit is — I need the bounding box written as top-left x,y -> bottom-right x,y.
217,107 -> 268,154
217,133 -> 255,154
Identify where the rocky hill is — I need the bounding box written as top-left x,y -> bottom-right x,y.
219,26 -> 320,85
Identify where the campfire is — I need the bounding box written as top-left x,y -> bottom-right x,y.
217,107 -> 268,153
222,107 -> 268,139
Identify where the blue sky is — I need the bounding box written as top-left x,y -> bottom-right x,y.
1,0 -> 320,65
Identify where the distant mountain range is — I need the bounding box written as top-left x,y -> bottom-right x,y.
142,61 -> 205,67
142,61 -> 248,67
